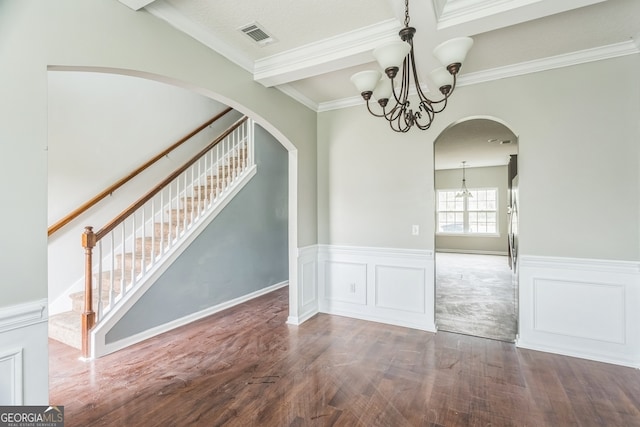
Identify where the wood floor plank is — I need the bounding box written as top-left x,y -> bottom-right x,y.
49,287 -> 640,426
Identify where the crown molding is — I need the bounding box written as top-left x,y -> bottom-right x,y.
318,95 -> 362,113
118,0 -> 156,11
457,39 -> 639,87
145,0 -> 254,74
276,84 -> 319,112
318,39 -> 640,112
254,19 -> 401,87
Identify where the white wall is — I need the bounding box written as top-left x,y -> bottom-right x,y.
0,0 -> 317,404
47,71 -> 240,312
435,165 -> 509,254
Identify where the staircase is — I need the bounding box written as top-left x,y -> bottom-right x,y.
48,117 -> 255,355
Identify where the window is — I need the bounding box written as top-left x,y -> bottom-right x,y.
437,188 -> 498,235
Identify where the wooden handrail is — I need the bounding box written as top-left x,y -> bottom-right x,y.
48,107 -> 233,237
95,116 -> 248,241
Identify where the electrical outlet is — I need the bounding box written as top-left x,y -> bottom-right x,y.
412,224 -> 420,235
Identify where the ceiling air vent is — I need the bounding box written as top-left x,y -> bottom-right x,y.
239,22 -> 276,46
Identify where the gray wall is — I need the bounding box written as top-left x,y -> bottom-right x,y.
435,165 -> 509,254
106,125 -> 288,343
318,55 -> 640,261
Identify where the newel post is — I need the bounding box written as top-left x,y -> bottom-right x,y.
81,226 -> 96,359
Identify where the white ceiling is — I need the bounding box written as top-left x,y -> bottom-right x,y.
119,0 -> 639,167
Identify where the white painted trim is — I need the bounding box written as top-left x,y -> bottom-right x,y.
516,341 -> 639,369
100,281 -> 288,357
517,254 -> 640,368
254,20 -> 400,87
118,0 -> 155,11
519,255 -> 640,274
436,249 -> 508,256
318,245 -> 436,332
319,40 -> 640,112
92,166 -> 257,358
0,300 -> 47,334
318,244 -> 433,259
288,245 -> 319,326
276,84 -> 318,112
457,40 -> 639,87
317,95 -> 362,113
0,347 -> 23,405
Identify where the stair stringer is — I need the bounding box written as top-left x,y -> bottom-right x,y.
90,164 -> 257,359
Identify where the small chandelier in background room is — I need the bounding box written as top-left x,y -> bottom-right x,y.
350,0 -> 473,133
456,161 -> 472,198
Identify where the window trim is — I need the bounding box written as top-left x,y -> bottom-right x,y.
436,187 -> 500,237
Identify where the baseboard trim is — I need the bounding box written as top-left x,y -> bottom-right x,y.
286,308 -> 318,326
0,299 -> 48,334
436,249 -> 508,256
516,340 -> 640,369
96,281 -> 288,357
321,308 -> 437,333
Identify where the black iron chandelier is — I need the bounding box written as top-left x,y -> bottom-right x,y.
350,0 -> 473,133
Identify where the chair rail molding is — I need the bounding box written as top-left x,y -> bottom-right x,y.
0,299 -> 47,334
0,300 -> 49,404
517,255 -> 640,368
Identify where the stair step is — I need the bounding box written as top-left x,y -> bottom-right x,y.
115,251 -> 155,271
70,286 -> 123,314
154,222 -> 180,239
192,184 -> 220,199
135,236 -> 165,256
48,312 -> 81,349
166,209 -> 199,225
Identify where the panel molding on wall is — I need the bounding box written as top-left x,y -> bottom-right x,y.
518,255 -> 640,368
0,299 -> 48,405
288,245 -> 320,325
0,348 -> 23,405
318,245 -> 436,332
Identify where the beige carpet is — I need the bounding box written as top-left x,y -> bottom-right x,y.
435,252 -> 517,342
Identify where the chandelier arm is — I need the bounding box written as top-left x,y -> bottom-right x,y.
393,111 -> 410,133
429,72 -> 458,106
365,98 -> 389,118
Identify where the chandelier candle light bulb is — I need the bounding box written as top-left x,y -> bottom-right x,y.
350,0 -> 473,132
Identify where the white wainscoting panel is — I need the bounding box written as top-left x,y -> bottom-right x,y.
0,299 -> 49,404
318,245 -> 435,332
375,265 -> 425,313
325,261 -> 367,305
0,348 -> 23,405
288,245 -> 319,325
518,255 -> 640,368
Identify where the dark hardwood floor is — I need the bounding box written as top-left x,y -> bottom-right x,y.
49,287 -> 640,426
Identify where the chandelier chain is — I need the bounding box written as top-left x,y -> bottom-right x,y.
404,0 -> 410,27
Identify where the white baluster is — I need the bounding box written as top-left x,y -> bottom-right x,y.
131,215 -> 136,286
109,230 -> 115,310
97,240 -> 103,321
120,224 -> 126,296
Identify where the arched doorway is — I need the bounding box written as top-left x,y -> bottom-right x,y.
433,117 -> 519,342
